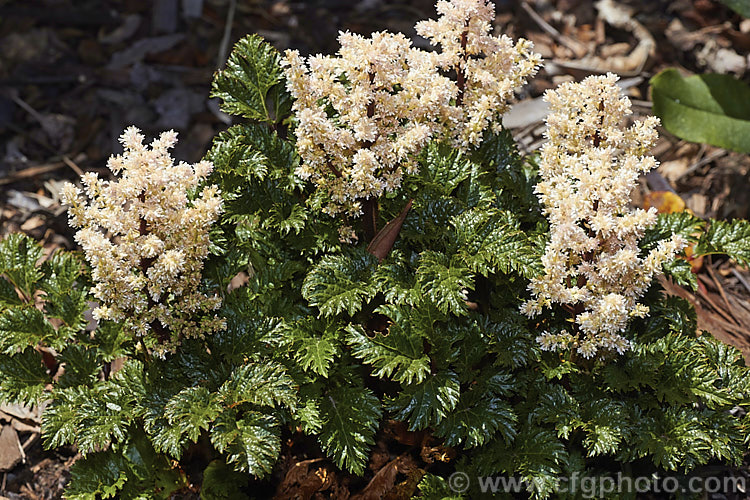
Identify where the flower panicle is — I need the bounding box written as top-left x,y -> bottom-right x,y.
282,0 -> 540,218
521,73 -> 685,359
62,126 -> 225,355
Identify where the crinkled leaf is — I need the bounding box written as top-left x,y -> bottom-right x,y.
417,142 -> 474,196
346,324 -> 430,385
662,258 -> 698,291
211,34 -> 291,123
210,410 -> 281,477
65,450 -> 128,500
417,473 -> 465,500
641,212 -> 704,251
40,251 -> 88,333
0,348 -> 49,405
416,251 -> 473,316
208,123 -> 299,183
434,373 -> 517,448
89,321 -> 132,363
387,370 -> 460,430
218,362 -> 297,411
302,250 -> 378,317
43,383 -> 137,456
0,233 -> 43,299
286,317 -> 341,377
0,276 -> 21,307
453,208 -> 541,278
318,383 -> 381,475
200,460 -> 250,500
718,0 -> 750,17
57,344 -> 100,388
0,307 -> 56,353
165,386 -> 222,443
695,219 -> 750,266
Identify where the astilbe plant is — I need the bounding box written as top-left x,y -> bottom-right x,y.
0,0 -> 750,498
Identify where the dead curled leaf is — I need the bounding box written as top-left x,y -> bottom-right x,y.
367,199 -> 413,263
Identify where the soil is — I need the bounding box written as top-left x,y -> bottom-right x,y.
2,0 -> 750,498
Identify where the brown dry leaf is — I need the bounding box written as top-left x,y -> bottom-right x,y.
367,199 -> 413,262
643,191 -> 686,213
420,443 -> 456,465
274,458 -> 335,500
696,39 -> 747,75
20,215 -> 45,232
525,32 -> 555,59
367,441 -> 390,473
0,425 -> 24,471
685,193 -> 708,218
385,420 -> 424,447
665,18 -> 702,52
351,454 -> 420,500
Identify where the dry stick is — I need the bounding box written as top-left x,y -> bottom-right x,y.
675,149 -> 727,182
8,94 -> 85,176
705,257 -> 740,326
456,28 -> 468,106
731,269 -> 750,296
568,105 -> 605,332
0,162 -> 67,186
216,0 -> 237,69
696,274 -> 740,326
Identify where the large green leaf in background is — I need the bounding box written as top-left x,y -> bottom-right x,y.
650,68 -> 750,153
718,0 -> 750,17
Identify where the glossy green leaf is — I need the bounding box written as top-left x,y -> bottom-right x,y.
651,68 -> 750,153
211,35 -> 291,123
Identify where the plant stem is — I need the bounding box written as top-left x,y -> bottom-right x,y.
362,198 -> 378,242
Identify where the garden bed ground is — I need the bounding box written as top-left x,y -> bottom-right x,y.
2,0 -> 750,497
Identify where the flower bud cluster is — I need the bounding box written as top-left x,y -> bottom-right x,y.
61,127 -> 225,353
520,74 -> 685,359
282,0 -> 540,217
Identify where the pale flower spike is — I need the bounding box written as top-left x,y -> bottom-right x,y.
282,0 -> 540,219
521,74 -> 686,359
60,126 -> 225,355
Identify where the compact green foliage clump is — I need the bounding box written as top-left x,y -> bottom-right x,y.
1,0 -> 750,498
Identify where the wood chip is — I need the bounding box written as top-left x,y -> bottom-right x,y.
0,425 -> 24,471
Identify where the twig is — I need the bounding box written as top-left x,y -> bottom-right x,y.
731,269 -> 750,295
520,1 -> 588,58
62,155 -> 84,177
675,149 -> 727,182
217,0 -> 237,70
21,433 -> 38,452
697,274 -> 739,326
7,93 -> 86,177
0,162 -> 66,186
705,258 -> 738,326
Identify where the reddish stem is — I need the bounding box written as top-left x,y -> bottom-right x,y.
362,198 -> 378,242
456,29 -> 468,106
138,193 -> 169,344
